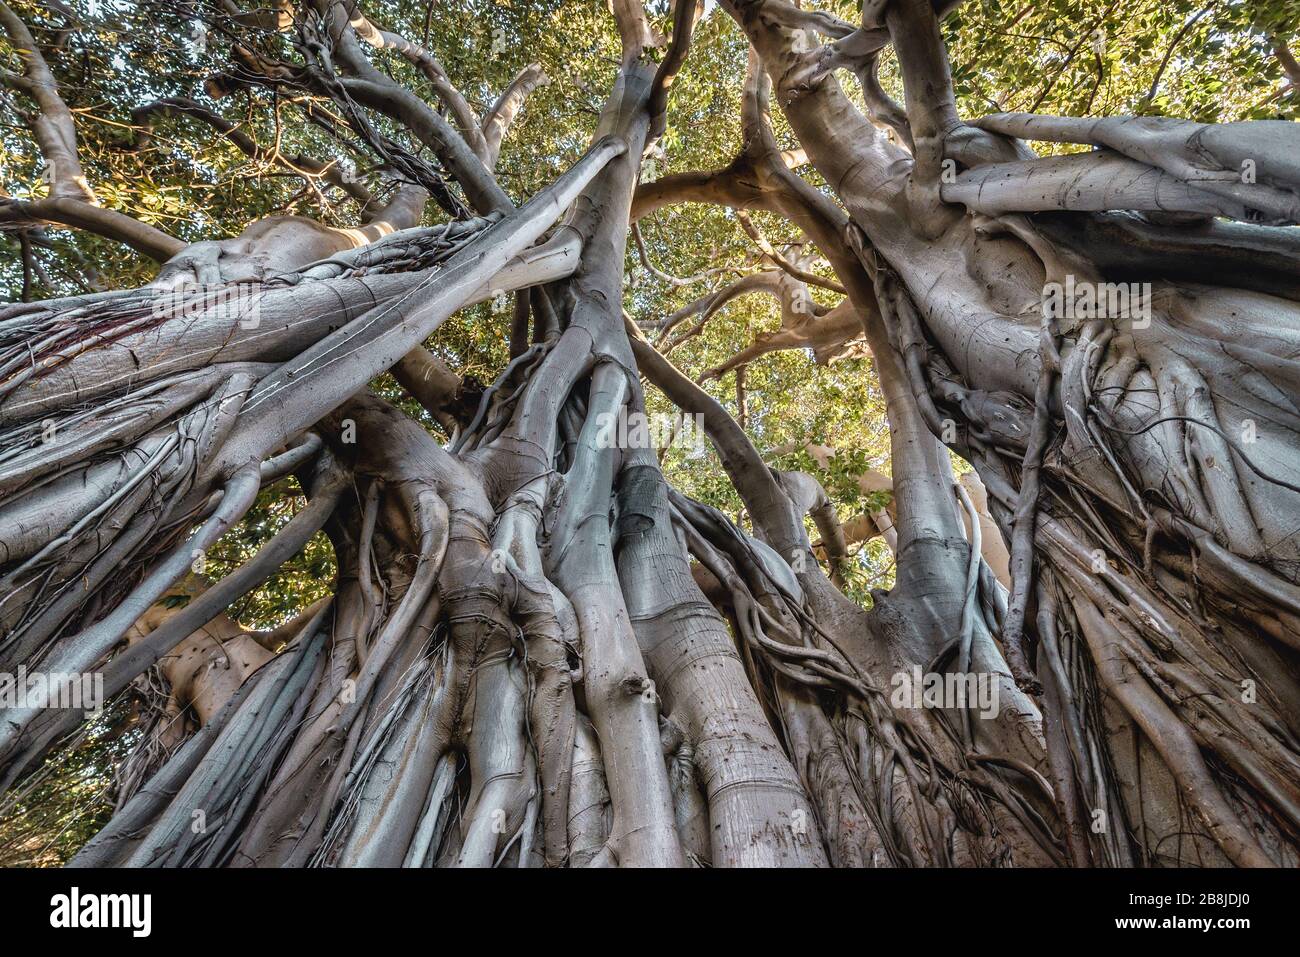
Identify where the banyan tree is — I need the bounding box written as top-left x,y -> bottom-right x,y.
0,0 -> 1298,868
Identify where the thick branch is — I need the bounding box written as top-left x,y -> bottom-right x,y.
0,196 -> 184,261
482,63 -> 550,171
0,0 -> 94,201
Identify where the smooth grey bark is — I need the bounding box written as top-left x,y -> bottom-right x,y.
723,0 -> 1300,866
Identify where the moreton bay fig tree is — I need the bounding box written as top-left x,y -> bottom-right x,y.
0,0 -> 1298,869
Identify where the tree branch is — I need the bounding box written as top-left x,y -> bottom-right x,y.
342,0 -> 490,162
482,63 -> 550,171
128,97 -> 374,210
0,196 -> 184,261
734,210 -> 845,293
647,0 -> 704,145
0,0 -> 94,202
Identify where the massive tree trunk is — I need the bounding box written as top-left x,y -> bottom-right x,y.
0,0 -> 1296,868
721,0 -> 1300,866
